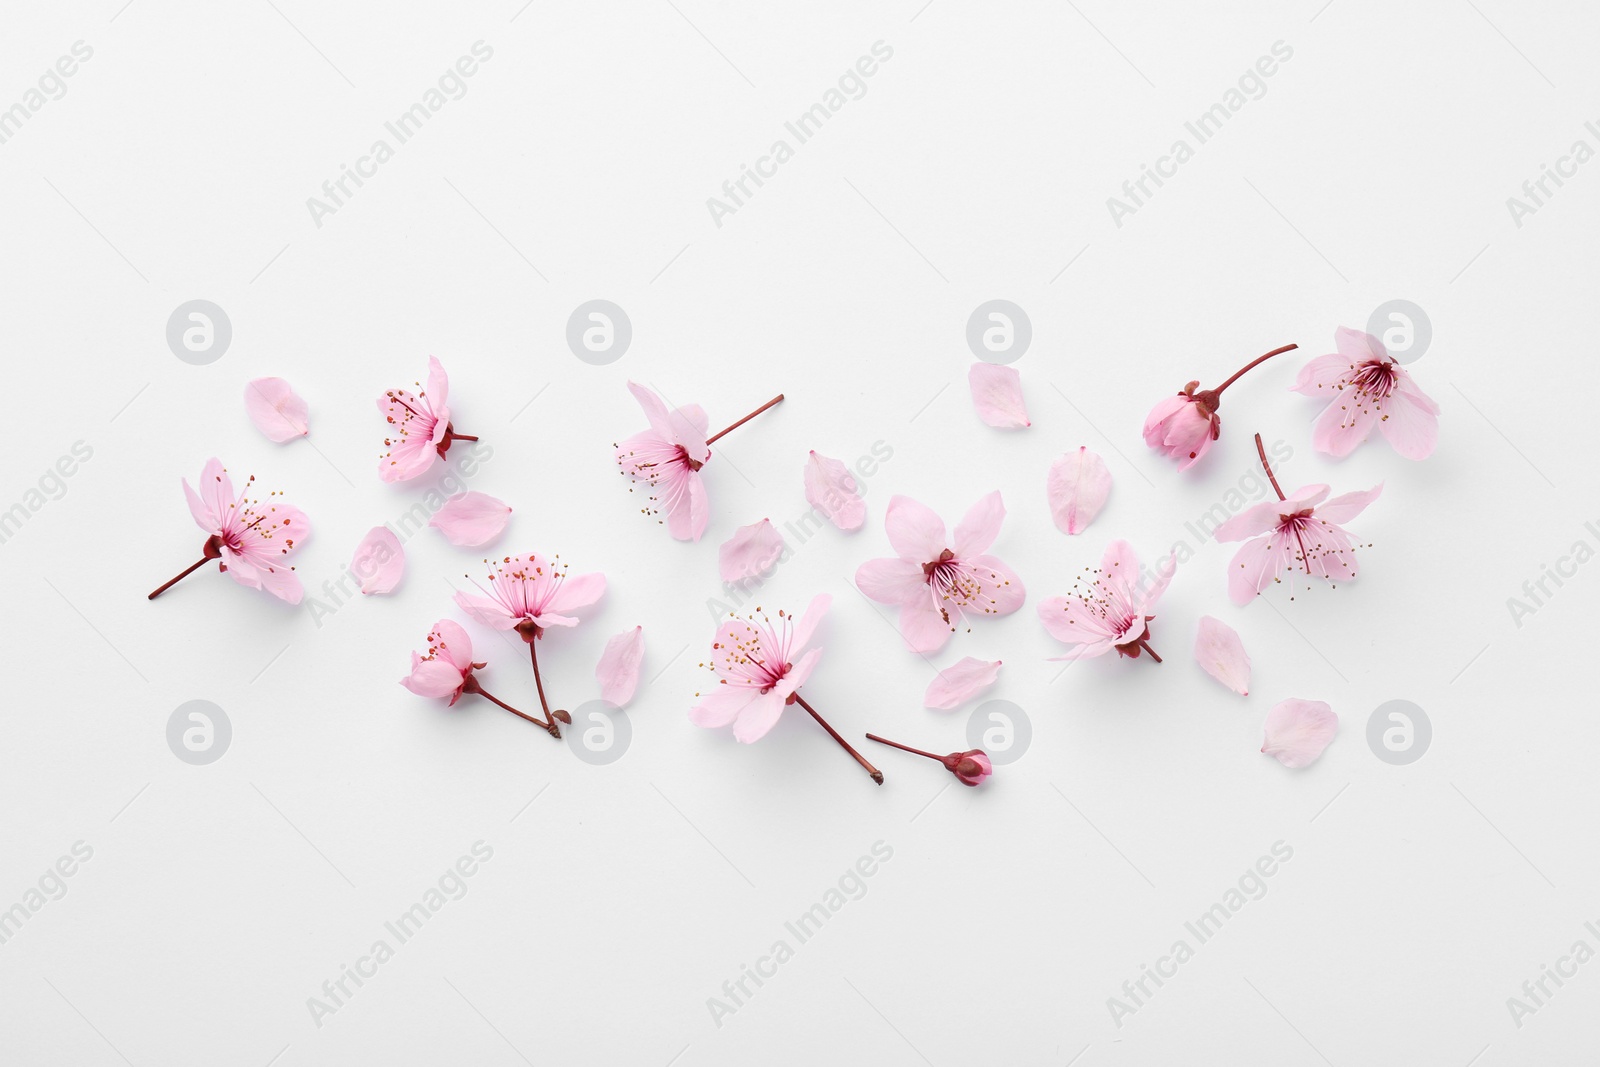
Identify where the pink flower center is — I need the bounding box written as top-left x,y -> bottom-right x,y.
1349,359 -> 1397,399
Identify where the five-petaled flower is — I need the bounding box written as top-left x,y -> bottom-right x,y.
855,492 -> 1025,654
1291,328 -> 1439,459
377,356 -> 478,482
1037,540 -> 1175,663
149,457 -> 308,604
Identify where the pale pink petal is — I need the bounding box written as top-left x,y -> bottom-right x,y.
790,593 -> 832,652
1214,498 -> 1290,542
774,646 -> 823,702
1100,540 -> 1140,578
432,619 -> 475,672
1290,352 -> 1357,396
400,658 -> 464,700
1311,385 -> 1382,457
222,551 -> 303,604
351,526 -> 405,595
453,590 -> 517,630
429,492 -> 511,547
1316,483 -> 1383,525
968,363 -> 1030,429
898,596 -> 953,654
1377,381 -> 1439,459
547,571 -> 607,615
1227,534 -> 1291,606
855,557 -> 926,608
732,690 -> 787,743
718,519 -> 786,582
595,626 -> 645,708
1334,327 -> 1387,363
424,356 -> 450,416
245,378 -> 309,443
1299,518 -> 1360,583
924,657 -> 1002,710
953,491 -> 1005,558
1142,394 -> 1190,446
1261,698 -> 1338,768
1194,616 -> 1250,695
804,451 -> 865,531
627,381 -> 709,460
967,555 -> 1026,616
690,683 -> 761,728
883,495 -> 948,563
1047,447 -> 1111,535
663,469 -> 710,543
196,457 -> 232,529
1037,594 -> 1118,658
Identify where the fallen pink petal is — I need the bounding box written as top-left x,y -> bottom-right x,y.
596,625 -> 645,708
718,519 -> 786,582
1291,327 -> 1439,459
924,657 -> 1003,710
351,526 -> 405,595
1047,446 -> 1111,535
245,377 -> 309,443
804,450 -> 866,531
1193,615 -> 1250,695
1261,698 -> 1338,768
430,491 -> 511,548
968,363 -> 1030,429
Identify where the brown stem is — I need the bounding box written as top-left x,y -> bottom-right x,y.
1139,639 -> 1163,664
450,433 -> 478,442
470,682 -> 552,731
148,557 -> 212,600
528,641 -> 563,738
1214,344 -> 1298,396
706,394 -> 784,446
794,693 -> 882,784
1254,433 -> 1286,502
864,734 -> 943,762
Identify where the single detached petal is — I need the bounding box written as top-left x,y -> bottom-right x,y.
1261,698 -> 1338,768
1047,447 -> 1111,535
718,519 -> 786,582
924,657 -> 1002,710
245,377 -> 309,443
351,526 -> 405,595
804,451 -> 865,531
968,363 -> 1030,429
429,491 -> 511,547
596,626 -> 645,708
1193,616 -> 1250,695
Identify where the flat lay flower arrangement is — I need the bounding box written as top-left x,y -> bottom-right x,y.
149,328 -> 1438,782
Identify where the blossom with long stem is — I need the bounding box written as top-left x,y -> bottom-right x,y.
1037,540 -> 1175,663
615,382 -> 784,542
1214,434 -> 1382,605
400,620 -> 555,732
1290,327 -> 1439,459
854,492 -> 1025,654
1143,343 -> 1298,470
377,356 -> 479,482
689,594 -> 882,784
150,458 -> 308,603
453,553 -> 607,739
864,734 -> 993,786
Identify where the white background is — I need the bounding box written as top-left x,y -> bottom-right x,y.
2,0 -> 1597,1064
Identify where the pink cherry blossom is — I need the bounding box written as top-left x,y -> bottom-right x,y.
351,526 -> 405,595
245,377 -> 309,442
1261,698 -> 1338,768
690,595 -> 882,782
615,382 -> 784,542
1143,343 -> 1298,470
1193,615 -> 1250,695
453,553 -> 606,738
923,657 -> 1002,710
400,619 -> 555,732
377,356 -> 478,483
855,492 -> 1025,654
149,458 -> 308,604
864,734 -> 994,787
1214,435 -> 1382,605
1291,327 -> 1439,459
1037,540 -> 1175,663
596,626 -> 645,708
968,363 -> 1030,429
430,491 -> 511,547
